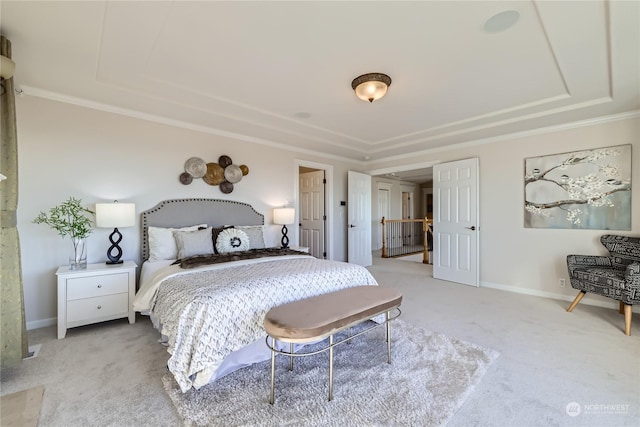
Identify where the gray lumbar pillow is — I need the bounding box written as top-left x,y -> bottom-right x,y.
236,225 -> 265,249
173,227 -> 214,259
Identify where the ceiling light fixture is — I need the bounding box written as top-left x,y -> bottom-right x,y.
351,73 -> 392,103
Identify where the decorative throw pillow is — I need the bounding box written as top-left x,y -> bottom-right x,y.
148,224 -> 207,261
212,225 -> 234,254
173,227 -> 215,259
215,228 -> 250,253
236,225 -> 266,249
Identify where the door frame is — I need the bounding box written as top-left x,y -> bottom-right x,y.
368,160 -> 440,178
295,159 -> 333,260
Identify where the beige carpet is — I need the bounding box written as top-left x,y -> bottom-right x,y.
162,319 -> 499,427
1,254 -> 638,426
394,253 -> 428,263
0,385 -> 44,427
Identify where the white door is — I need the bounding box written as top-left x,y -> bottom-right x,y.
433,158 -> 479,287
348,171 -> 372,266
299,170 -> 325,258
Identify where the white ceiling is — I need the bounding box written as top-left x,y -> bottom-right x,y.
2,1 -> 639,165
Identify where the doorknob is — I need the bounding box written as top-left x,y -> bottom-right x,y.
465,226 -> 476,231
349,224 -> 356,228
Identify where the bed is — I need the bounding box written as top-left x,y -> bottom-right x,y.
132,198 -> 379,392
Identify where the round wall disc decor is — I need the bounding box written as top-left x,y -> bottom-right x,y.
220,180 -> 234,194
203,163 -> 225,185
224,164 -> 243,183
184,157 -> 207,178
239,164 -> 249,176
179,172 -> 193,185
218,155 -> 233,169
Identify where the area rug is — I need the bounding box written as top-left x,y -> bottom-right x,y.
163,319 -> 499,427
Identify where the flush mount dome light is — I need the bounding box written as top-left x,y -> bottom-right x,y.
351,73 -> 392,103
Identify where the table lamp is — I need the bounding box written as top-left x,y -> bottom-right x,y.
273,207 -> 295,248
95,201 -> 135,264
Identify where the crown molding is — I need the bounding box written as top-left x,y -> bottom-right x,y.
18,85 -> 638,169
17,85 -> 362,165
366,109 -> 640,166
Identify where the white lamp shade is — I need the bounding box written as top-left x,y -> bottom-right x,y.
273,208 -> 295,225
95,203 -> 136,228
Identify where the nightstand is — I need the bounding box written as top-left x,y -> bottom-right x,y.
56,261 -> 137,339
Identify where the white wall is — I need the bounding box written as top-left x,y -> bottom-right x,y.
16,96 -> 360,328
370,115 -> 640,306
15,94 -> 640,327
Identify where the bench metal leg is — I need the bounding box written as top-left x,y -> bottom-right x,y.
269,337 -> 276,404
289,342 -> 294,371
386,311 -> 391,364
328,334 -> 334,401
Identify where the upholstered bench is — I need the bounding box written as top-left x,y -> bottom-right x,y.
264,285 -> 403,403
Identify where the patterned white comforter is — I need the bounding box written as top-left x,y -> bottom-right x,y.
135,255 -> 378,392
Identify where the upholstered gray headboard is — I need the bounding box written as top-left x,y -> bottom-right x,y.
140,198 -> 264,261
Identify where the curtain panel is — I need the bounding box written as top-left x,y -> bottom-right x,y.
1,35 -> 28,368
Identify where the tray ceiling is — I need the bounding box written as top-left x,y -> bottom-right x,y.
2,1 -> 638,163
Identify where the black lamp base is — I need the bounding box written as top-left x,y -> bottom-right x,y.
106,227 -> 124,264
280,224 -> 289,248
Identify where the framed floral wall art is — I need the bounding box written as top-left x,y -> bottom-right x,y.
524,144 -> 632,229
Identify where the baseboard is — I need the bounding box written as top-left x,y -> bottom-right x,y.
480,281 -> 640,314
26,317 -> 56,331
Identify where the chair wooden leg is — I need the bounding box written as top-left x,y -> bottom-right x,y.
567,291 -> 586,312
619,301 -> 624,314
623,304 -> 632,336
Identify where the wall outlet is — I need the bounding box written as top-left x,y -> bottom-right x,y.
559,278 -> 566,288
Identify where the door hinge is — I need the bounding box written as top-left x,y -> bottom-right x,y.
323,215 -> 326,220
323,178 -> 327,184
323,252 -> 327,258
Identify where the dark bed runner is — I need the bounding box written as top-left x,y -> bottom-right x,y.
175,247 -> 311,269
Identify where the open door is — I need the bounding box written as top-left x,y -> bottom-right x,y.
433,158 -> 479,287
348,171 -> 372,266
299,170 -> 325,258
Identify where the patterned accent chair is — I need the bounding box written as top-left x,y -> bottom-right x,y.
566,235 -> 640,335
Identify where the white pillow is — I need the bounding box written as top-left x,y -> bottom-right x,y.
215,228 -> 250,253
148,224 -> 207,261
173,227 -> 214,259
236,225 -> 266,249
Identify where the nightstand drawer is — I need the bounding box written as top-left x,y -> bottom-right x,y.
67,272 -> 128,300
67,293 -> 128,323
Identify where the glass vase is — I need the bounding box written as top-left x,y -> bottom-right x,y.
69,237 -> 87,270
